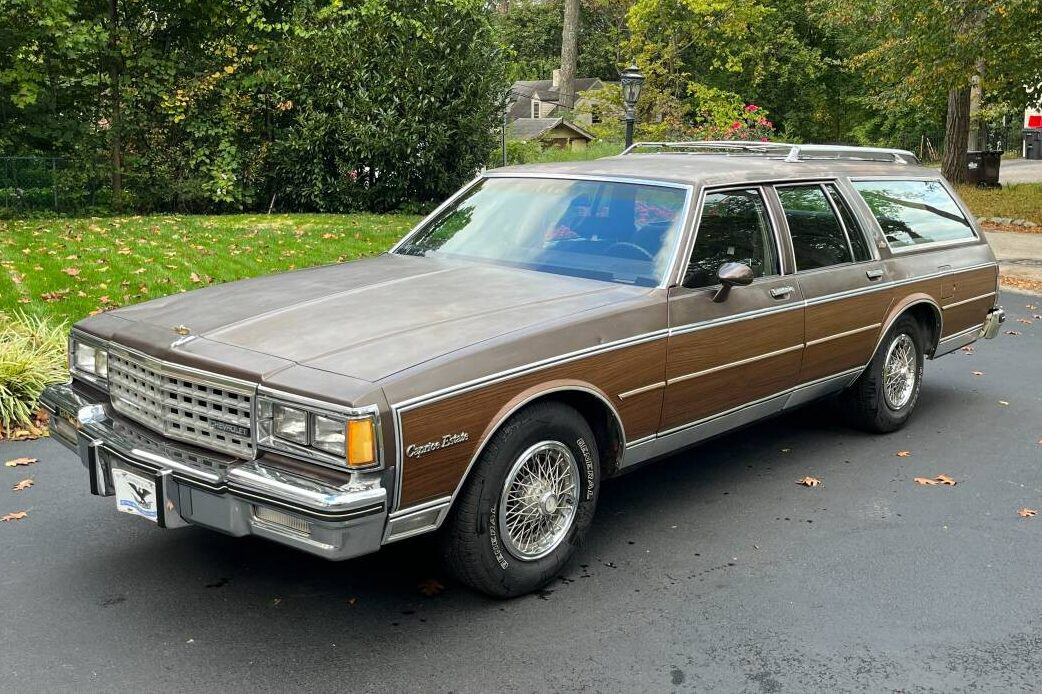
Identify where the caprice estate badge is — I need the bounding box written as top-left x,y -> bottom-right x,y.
406,431 -> 470,459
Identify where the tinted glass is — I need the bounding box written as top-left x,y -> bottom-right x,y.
778,185 -> 853,271
396,178 -> 688,286
853,180 -> 974,249
824,184 -> 872,261
685,189 -> 777,288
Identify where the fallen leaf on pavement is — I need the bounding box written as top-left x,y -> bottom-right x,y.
1005,330 -> 1021,336
1018,508 -> 1038,518
797,476 -> 821,487
4,457 -> 37,467
914,474 -> 957,486
998,400 -> 1009,406
896,451 -> 911,458
417,578 -> 445,596
972,371 -> 984,376
1,511 -> 28,522
12,479 -> 33,491
1016,318 -> 1033,324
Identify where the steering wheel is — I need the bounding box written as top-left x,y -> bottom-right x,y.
605,241 -> 654,261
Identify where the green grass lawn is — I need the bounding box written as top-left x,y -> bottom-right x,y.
0,213 -> 420,325
956,183 -> 1042,224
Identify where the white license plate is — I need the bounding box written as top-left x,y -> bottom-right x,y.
112,468 -> 158,523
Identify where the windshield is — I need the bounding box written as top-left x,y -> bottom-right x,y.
395,177 -> 689,286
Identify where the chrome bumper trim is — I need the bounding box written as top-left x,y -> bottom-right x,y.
40,381 -> 388,560
981,306 -> 1005,339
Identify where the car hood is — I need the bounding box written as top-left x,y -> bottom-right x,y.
100,254 -> 645,382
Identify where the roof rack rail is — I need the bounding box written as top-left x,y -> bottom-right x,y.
621,140 -> 920,165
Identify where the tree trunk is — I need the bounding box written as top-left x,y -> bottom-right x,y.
941,86 -> 970,183
558,0 -> 579,111
497,0 -> 509,13
108,0 -> 122,204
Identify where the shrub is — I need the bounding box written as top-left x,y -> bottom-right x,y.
0,312 -> 67,432
269,0 -> 507,212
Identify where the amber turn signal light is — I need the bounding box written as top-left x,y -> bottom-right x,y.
346,418 -> 376,468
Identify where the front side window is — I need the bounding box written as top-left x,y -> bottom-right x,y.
852,180 -> 975,249
777,184 -> 853,271
396,177 -> 688,287
685,189 -> 778,288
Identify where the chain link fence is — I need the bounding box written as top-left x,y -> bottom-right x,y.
0,157 -> 107,215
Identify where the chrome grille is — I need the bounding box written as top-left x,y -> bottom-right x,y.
108,348 -> 255,458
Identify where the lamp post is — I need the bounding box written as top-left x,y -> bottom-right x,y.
502,91 -> 516,167
619,64 -> 645,149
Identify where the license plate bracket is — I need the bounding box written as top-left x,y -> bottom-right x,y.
112,467 -> 159,523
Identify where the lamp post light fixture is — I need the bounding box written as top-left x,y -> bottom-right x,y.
619,64 -> 645,149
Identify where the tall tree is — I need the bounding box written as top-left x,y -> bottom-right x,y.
821,0 -> 1042,182
558,0 -> 579,109
107,0 -> 121,203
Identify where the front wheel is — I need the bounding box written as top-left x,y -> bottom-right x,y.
441,402 -> 600,598
843,315 -> 924,433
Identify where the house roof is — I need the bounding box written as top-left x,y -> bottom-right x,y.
508,78 -> 605,120
507,118 -> 595,142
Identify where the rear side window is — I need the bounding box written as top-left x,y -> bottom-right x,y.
777,185 -> 853,271
685,189 -> 778,288
823,184 -> 872,261
852,180 -> 975,249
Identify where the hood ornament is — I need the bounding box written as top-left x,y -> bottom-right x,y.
173,325 -> 191,336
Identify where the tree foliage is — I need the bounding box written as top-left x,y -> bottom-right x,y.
0,0 -> 504,212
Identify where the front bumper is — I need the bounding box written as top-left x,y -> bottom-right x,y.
40,381 -> 388,560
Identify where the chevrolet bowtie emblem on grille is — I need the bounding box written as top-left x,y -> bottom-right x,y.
173,325 -> 191,336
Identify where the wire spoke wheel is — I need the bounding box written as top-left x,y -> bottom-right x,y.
499,441 -> 581,561
882,333 -> 917,409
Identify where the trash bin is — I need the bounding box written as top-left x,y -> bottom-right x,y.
966,150 -> 1002,187
1024,129 -> 1042,160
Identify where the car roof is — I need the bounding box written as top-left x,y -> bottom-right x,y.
492,153 -> 941,189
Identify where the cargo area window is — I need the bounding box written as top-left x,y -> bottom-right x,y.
777,184 -> 854,271
852,180 -> 975,249
685,188 -> 778,288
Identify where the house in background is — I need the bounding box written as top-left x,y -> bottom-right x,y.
509,70 -> 607,126
507,117 -> 595,151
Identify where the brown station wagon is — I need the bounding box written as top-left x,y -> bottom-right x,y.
43,142 -> 1005,597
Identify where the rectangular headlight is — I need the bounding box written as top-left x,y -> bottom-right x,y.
73,340 -> 108,380
257,394 -> 380,470
312,414 -> 346,456
272,403 -> 308,444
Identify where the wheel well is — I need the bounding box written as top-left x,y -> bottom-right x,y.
530,390 -> 625,479
904,302 -> 942,355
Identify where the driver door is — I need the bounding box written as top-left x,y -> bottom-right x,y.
660,186 -> 805,434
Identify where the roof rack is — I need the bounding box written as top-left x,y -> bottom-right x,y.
620,140 -> 920,165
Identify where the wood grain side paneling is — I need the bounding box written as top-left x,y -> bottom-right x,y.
801,288 -> 893,382
665,311 -> 802,380
659,350 -> 803,430
397,338 -> 665,508
941,266 -> 998,336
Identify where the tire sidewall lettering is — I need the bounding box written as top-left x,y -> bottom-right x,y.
487,503 -> 510,569
576,436 -> 595,501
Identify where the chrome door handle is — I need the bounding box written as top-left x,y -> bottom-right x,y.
770,286 -> 794,299
866,269 -> 884,280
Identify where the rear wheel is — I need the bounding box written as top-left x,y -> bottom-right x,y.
843,315 -> 924,433
441,402 -> 599,598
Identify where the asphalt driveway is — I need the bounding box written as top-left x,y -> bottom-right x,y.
999,158 -> 1042,185
2,291 -> 1041,692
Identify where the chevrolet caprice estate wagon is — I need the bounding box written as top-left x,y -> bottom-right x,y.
43,142 -> 1005,597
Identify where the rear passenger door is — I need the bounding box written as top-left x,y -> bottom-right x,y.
773,181 -> 893,385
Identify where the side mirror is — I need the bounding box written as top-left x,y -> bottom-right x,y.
712,262 -> 754,302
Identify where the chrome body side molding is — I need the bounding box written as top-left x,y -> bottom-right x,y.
620,368 -> 863,470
